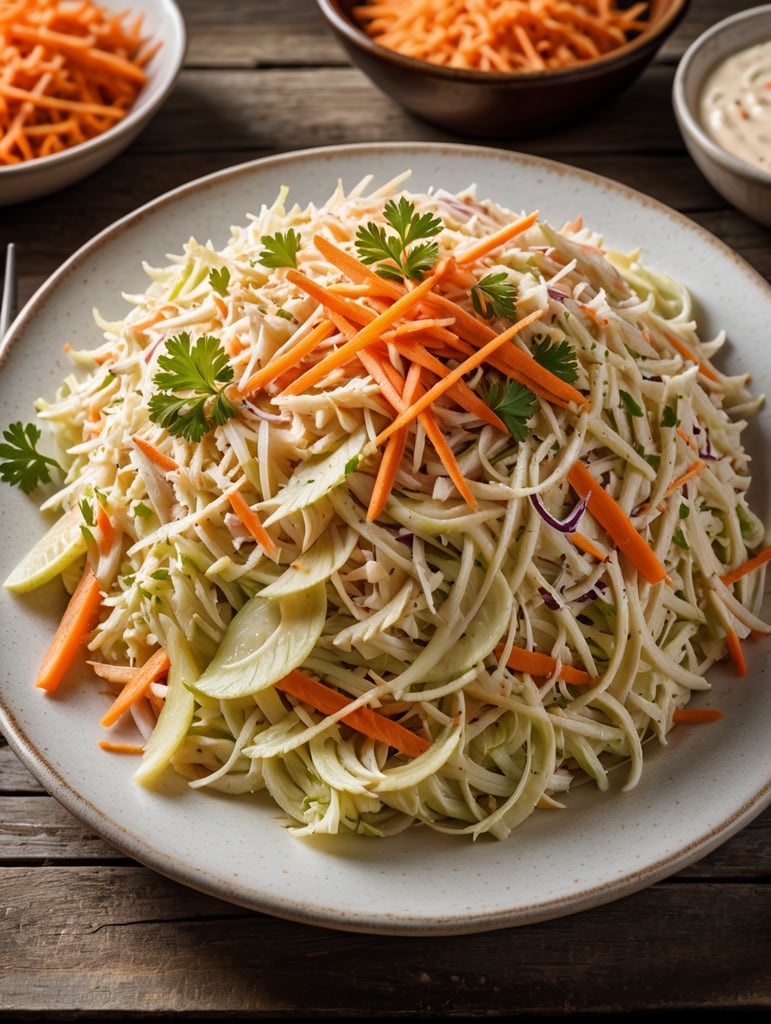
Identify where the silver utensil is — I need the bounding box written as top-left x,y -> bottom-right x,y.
1,243 -> 17,341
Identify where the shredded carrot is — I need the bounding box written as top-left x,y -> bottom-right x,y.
672,708 -> 723,724
725,627 -> 747,677
132,435 -> 180,473
227,488 -> 276,555
98,740 -> 144,754
275,668 -> 430,758
720,545 -> 771,587
313,233 -> 404,301
239,319 -> 336,395
283,264 -> 448,396
495,643 -> 595,685
0,1 -> 160,166
567,461 -> 669,585
353,0 -> 649,73
455,210 -> 539,265
95,502 -> 114,557
375,308 -> 544,447
100,647 -> 170,728
664,332 -> 721,384
568,531 -> 609,562
664,459 -> 705,496
367,360 -> 423,521
36,561 -> 102,692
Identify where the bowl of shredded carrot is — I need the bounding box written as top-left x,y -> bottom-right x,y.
0,0 -> 186,206
316,0 -> 689,137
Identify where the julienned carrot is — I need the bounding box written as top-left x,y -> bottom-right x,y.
672,708 -> 724,724
227,488 -> 276,555
132,435 -> 180,473
664,459 -> 705,496
664,332 -> 720,384
100,647 -> 171,728
389,335 -> 508,431
285,268 -> 379,329
98,741 -> 145,754
567,532 -> 609,562
495,643 -> 595,685
456,211 -> 539,265
375,308 -> 544,447
725,627 -> 747,677
95,502 -> 114,557
313,233 -> 404,301
720,545 -> 771,587
567,462 -> 669,586
36,561 -> 102,692
284,264 -> 448,396
275,668 -> 430,758
359,347 -> 476,507
367,361 -> 422,521
239,319 -> 336,395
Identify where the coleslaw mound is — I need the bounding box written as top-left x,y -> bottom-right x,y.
10,172 -> 769,840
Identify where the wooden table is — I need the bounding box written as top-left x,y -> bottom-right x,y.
1,0 -> 769,1017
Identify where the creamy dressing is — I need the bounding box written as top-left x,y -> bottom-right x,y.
699,39 -> 771,175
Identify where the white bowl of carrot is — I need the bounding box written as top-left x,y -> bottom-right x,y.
316,0 -> 690,138
0,0 -> 186,206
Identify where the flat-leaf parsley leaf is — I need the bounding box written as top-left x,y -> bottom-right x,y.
148,332 -> 237,442
259,229 -> 302,269
355,197 -> 442,282
470,272 -> 517,320
532,336 -> 579,384
485,379 -> 537,443
0,421 -> 62,493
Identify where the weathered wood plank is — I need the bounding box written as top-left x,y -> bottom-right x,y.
1,866 -> 768,1015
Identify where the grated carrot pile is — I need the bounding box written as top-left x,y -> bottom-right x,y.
0,0 -> 160,165
353,0 -> 649,72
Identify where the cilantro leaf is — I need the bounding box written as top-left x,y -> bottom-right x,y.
661,403 -> 680,428
259,229 -> 302,269
355,196 -> 443,282
471,272 -> 517,320
148,332 -> 237,443
485,379 -> 537,443
209,266 -> 230,296
0,421 -> 62,493
531,336 -> 579,384
619,389 -> 644,418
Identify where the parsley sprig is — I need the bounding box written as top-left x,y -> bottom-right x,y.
471,272 -> 517,320
485,380 -> 537,442
531,336 -> 579,384
148,332 -> 237,442
0,421 -> 62,493
259,229 -> 302,269
355,197 -> 443,282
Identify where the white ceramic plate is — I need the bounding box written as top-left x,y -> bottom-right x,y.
1,143 -> 769,936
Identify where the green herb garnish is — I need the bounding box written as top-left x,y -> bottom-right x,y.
485,379 -> 538,442
259,229 -> 302,269
532,336 -> 579,384
148,332 -> 237,442
209,267 -> 230,296
470,272 -> 517,320
355,197 -> 442,282
0,421 -> 62,493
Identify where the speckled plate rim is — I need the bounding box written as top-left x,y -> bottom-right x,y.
1,142 -> 769,936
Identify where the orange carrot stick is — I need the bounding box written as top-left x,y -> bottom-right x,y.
375,308 -> 544,447
720,545 -> 771,587
284,264 -> 448,396
95,502 -> 114,557
495,643 -> 595,685
725,627 -> 747,677
239,319 -> 337,395
568,532 -> 609,562
567,462 -> 669,585
456,211 -> 539,265
367,361 -> 422,521
98,741 -> 145,754
664,332 -> 720,384
100,647 -> 170,728
227,488 -> 276,555
132,435 -> 179,472
672,708 -> 724,724
664,459 -> 705,496
313,233 -> 405,300
275,669 -> 430,758
36,562 -> 102,692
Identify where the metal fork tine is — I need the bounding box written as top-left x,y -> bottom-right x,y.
1,243 -> 18,340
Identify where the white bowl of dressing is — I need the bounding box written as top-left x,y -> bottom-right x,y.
673,5 -> 771,228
